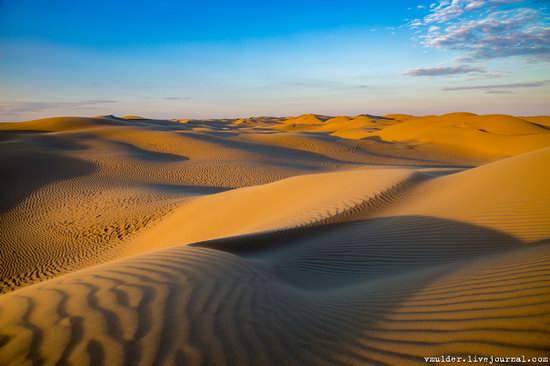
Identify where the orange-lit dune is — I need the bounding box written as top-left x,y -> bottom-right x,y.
1,113 -> 549,365
369,113 -> 550,158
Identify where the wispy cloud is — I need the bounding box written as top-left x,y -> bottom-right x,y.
423,7 -> 550,61
420,0 -> 525,24
442,80 -> 546,91
404,64 -> 486,76
0,99 -> 117,115
411,1 -> 550,61
162,96 -> 191,100
485,90 -> 515,94
282,79 -> 343,88
466,71 -> 509,80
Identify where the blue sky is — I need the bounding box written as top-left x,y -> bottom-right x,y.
1,0 -> 549,120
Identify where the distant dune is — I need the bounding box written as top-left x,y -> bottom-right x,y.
0,113 -> 549,365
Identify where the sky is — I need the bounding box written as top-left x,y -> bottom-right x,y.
0,0 -> 549,120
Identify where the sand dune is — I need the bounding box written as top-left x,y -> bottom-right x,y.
372,147 -> 550,242
1,113 -> 549,365
368,113 -> 550,158
124,168 -> 418,257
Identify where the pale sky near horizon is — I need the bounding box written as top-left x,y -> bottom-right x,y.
1,0 -> 549,121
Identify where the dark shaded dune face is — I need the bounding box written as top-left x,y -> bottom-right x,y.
105,140 -> 189,162
0,130 -> 51,143
0,141 -> 96,214
143,183 -> 231,195
118,118 -> 190,131
193,216 -> 523,287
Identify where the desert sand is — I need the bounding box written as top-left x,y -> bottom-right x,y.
1,113 -> 549,365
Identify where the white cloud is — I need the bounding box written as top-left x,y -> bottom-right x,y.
442,80 -> 547,90
409,0 -> 549,62
404,64 -> 486,76
423,7 -> 550,61
421,0 -> 527,25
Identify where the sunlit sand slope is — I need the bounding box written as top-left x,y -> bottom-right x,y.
373,147 -> 550,242
369,113 -> 550,158
124,168 -> 419,256
1,114 -> 549,365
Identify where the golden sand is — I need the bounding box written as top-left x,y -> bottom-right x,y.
0,113 -> 549,365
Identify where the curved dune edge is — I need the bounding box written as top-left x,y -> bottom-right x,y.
133,147 -> 550,259
1,115 -> 550,364
371,147 -> 550,242
122,168 -> 423,257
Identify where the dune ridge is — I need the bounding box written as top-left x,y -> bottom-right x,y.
1,113 -> 549,365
